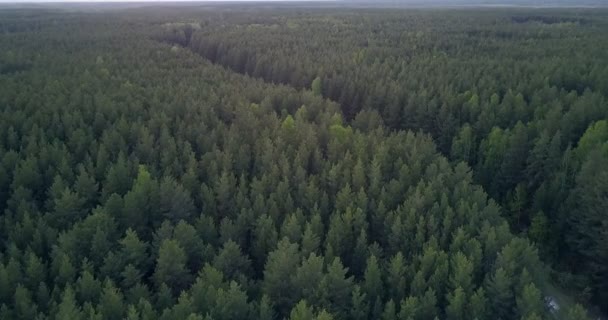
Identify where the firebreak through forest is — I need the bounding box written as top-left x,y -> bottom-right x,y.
0,5 -> 607,320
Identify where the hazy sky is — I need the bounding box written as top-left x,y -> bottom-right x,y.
0,0 -> 334,3
0,0 -> 602,6
1,0 -> 336,2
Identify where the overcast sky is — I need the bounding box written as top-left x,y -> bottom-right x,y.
2,0 -> 336,2
0,0 -> 331,3
0,0 -> 603,6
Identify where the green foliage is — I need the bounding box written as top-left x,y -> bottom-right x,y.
154,239 -> 191,294
565,148 -> 608,304
56,285 -> 83,320
259,295 -> 275,320
363,255 -> 383,314
311,77 -> 323,96
563,304 -> 591,320
485,268 -> 514,319
263,239 -> 300,316
451,124 -> 475,164
446,287 -> 466,320
0,6 -> 605,320
575,120 -> 608,162
212,281 -> 252,320
320,258 -> 353,318
516,283 -> 544,318
212,240 -> 251,281
99,280 -> 124,320
289,300 -> 315,320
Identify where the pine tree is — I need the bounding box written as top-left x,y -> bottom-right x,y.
311,77 -> 322,96
253,214 -> 279,274
14,285 -> 37,320
36,282 -> 51,312
259,294 -> 275,320
293,253 -> 324,306
50,188 -> 85,229
154,239 -> 191,294
74,165 -> 99,209
467,287 -> 487,319
102,154 -> 132,199
126,305 -> 140,320
387,252 -> 406,303
398,296 -> 419,320
24,251 -> 45,290
122,166 -> 159,235
99,279 -> 124,320
166,292 -> 195,320
54,252 -> 76,287
76,270 -> 102,304
301,223 -> 320,258
563,304 -> 590,320
350,285 -> 369,320
449,252 -> 473,294
263,238 -> 300,317
567,149 -> 608,304
160,176 -> 195,223
446,287 -> 466,320
119,228 -> 149,272
212,281 -> 251,320
363,255 -> 383,315
516,283 -> 543,318
319,258 -> 353,319
381,299 -> 396,320
212,240 -> 252,281
485,268 -> 513,319
280,214 -> 302,244
56,285 -> 83,320
289,300 -> 314,320
173,221 -> 207,272
156,283 -> 174,312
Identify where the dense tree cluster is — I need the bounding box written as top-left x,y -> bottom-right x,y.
162,8 -> 608,310
0,6 -> 604,319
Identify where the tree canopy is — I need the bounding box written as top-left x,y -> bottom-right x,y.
0,4 -> 605,320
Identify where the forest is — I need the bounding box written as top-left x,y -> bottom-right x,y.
0,4 -> 606,320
